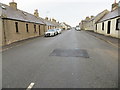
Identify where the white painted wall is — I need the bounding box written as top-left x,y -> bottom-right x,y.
0,18 -> 3,46
0,3 -> 2,90
97,17 -> 120,38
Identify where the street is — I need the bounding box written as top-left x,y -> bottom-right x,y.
2,29 -> 118,88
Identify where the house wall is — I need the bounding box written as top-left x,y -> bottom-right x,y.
0,18 -> 4,46
45,25 -> 48,32
40,24 -> 46,35
3,19 -> 45,45
93,10 -> 109,32
81,10 -> 108,31
80,21 -> 92,30
83,21 -> 89,30
80,22 -> 84,30
96,17 -> 120,38
88,21 -> 94,31
94,10 -> 109,24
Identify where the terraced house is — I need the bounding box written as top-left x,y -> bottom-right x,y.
80,1 -> 120,38
96,1 -> 120,38
0,1 -> 61,46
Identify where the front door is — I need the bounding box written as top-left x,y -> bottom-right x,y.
39,25 -> 41,36
107,21 -> 111,34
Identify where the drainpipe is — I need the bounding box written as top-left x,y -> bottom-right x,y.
2,19 -> 7,46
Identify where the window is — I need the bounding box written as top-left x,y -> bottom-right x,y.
26,24 -> 29,32
34,24 -> 36,32
102,22 -> 104,30
15,22 -> 19,33
1,5 -> 6,9
22,12 -> 27,16
116,18 -> 120,30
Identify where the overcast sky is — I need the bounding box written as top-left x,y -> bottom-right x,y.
0,0 -> 119,26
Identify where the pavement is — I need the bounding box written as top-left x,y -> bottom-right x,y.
85,30 -> 120,48
2,29 -> 118,88
1,36 -> 41,52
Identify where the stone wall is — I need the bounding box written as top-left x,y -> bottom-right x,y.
2,19 -> 46,46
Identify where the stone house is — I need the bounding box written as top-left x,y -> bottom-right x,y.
80,17 -> 91,30
0,1 -> 62,46
50,18 -> 61,29
0,1 -> 47,46
44,17 -> 56,30
80,10 -> 109,31
60,22 -> 71,30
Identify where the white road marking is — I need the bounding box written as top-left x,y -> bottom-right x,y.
26,83 -> 35,90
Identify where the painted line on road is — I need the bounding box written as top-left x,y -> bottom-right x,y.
26,83 -> 35,90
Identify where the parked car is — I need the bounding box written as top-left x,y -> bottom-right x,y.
56,28 -> 62,34
54,29 -> 59,35
45,29 -> 58,37
75,26 -> 81,31
67,27 -> 71,30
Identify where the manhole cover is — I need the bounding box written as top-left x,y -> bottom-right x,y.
50,49 -> 89,58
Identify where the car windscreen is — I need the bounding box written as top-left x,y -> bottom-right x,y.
48,30 -> 54,32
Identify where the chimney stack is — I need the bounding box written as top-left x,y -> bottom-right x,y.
49,18 -> 52,21
34,9 -> 39,17
52,18 -> 56,22
91,16 -> 94,19
45,17 -> 48,20
9,0 -> 17,10
112,0 -> 118,11
85,17 -> 90,21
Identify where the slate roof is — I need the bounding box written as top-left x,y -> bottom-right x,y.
98,8 -> 119,22
51,21 -> 61,27
0,3 -> 45,24
92,9 -> 109,22
63,22 -> 71,27
42,19 -> 56,26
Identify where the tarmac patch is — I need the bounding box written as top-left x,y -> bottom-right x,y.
50,48 -> 89,58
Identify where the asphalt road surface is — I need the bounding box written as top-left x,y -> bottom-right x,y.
2,29 -> 118,88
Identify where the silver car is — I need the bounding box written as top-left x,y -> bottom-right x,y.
45,29 -> 58,37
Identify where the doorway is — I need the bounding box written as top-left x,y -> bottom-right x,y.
107,21 -> 111,34
39,25 -> 41,36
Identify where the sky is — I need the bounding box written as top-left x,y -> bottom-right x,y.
0,0 -> 119,26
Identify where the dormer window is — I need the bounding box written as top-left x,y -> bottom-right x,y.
22,12 -> 27,16
1,5 -> 6,9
